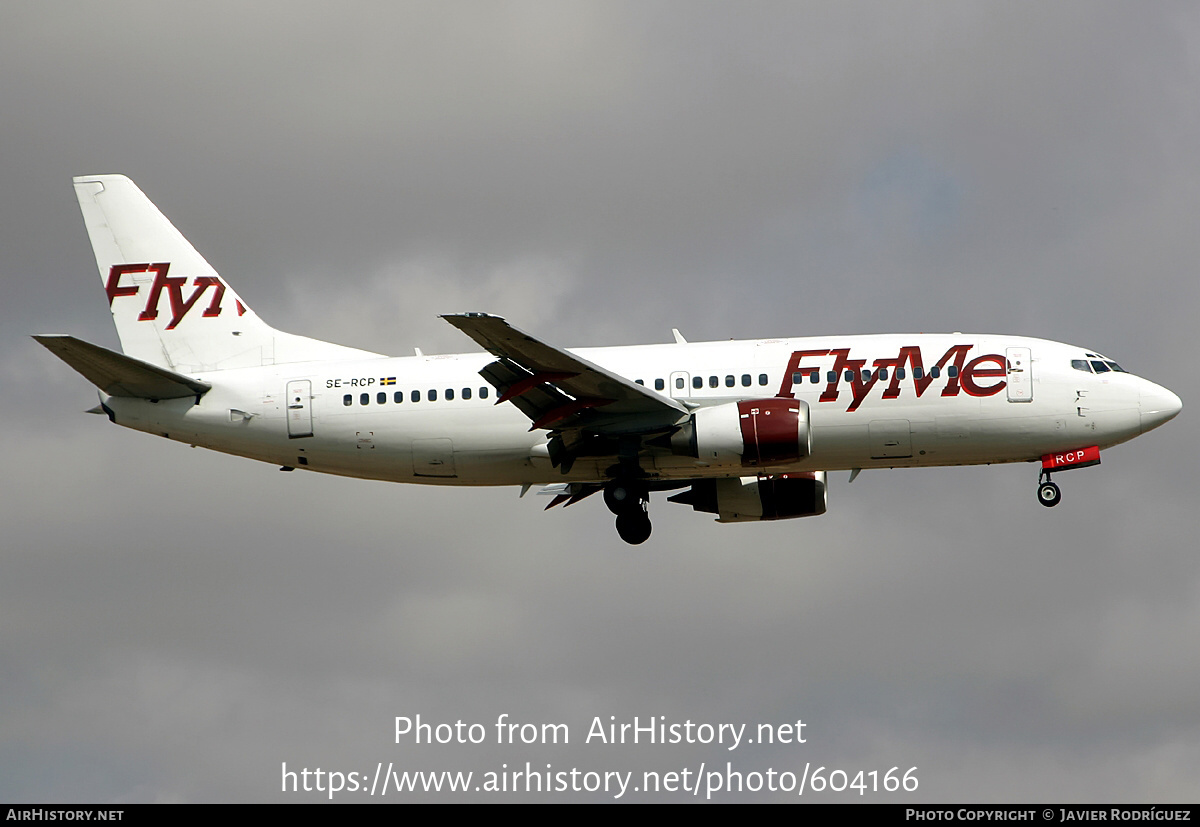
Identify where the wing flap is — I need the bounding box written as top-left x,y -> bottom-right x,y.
34,334 -> 211,399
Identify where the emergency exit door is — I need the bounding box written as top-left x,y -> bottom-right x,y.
669,371 -> 691,399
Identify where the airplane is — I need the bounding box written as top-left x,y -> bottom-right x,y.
36,175 -> 1183,544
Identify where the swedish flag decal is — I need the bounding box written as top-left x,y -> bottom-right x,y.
381,377 -> 396,385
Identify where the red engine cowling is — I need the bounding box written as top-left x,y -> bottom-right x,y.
667,472 -> 827,522
677,398 -> 812,468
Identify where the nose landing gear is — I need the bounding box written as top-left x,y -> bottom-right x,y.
605,479 -> 652,544
1037,470 -> 1062,507
1036,446 -> 1102,508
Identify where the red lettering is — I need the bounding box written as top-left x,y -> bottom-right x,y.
937,344 -> 974,397
1041,446 -> 1101,471
201,278 -> 226,317
883,346 -> 930,398
137,263 -> 185,321
820,349 -> 866,404
117,262 -> 226,328
104,264 -> 145,306
777,350 -> 829,398
779,342 -> 1008,412
877,344 -> 976,400
167,276 -> 224,329
960,354 -> 1007,397
846,364 -> 890,412
843,354 -> 908,411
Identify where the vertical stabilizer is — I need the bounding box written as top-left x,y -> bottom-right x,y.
73,175 -> 380,372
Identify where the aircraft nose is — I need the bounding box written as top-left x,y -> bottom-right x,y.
1140,382 -> 1183,434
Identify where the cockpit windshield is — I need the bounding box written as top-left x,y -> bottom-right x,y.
1071,355 -> 1127,374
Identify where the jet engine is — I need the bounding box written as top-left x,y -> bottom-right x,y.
667,472 -> 827,522
670,398 -> 812,468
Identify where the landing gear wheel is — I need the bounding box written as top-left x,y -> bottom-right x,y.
615,510 -> 652,545
606,478 -> 652,543
604,480 -> 644,515
1037,481 -> 1062,507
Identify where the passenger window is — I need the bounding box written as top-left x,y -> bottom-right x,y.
394,391 -> 403,403
844,370 -> 854,382
792,372 -> 802,384
480,386 -> 489,399
914,367 -> 924,379
675,377 -> 685,390
895,368 -> 905,379
947,366 -> 959,378
428,389 -> 437,401
929,367 -> 940,379
709,376 -> 718,388
377,392 -> 386,404
741,374 -> 751,387
343,394 -> 352,406
725,375 -> 735,387
635,379 -> 644,385
360,393 -> 369,405
654,378 -> 665,391
878,369 -> 888,380
758,373 -> 768,386
446,388 -> 455,400
463,387 -> 472,400
810,370 -> 820,384
411,390 -> 420,403
827,371 -> 836,383
861,370 -> 871,382
692,376 -> 703,389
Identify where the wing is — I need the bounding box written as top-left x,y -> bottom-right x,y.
442,313 -> 687,431
442,314 -> 688,472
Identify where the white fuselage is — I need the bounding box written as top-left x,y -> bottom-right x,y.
101,332 -> 1173,487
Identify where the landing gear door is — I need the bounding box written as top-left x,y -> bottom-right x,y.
1006,347 -> 1032,402
286,379 -> 313,438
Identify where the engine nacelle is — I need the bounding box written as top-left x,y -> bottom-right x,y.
673,398 -> 812,468
667,472 -> 828,523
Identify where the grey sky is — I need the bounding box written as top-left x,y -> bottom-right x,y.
2,1 -> 1197,801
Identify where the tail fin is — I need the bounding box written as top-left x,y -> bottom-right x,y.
73,175 -> 380,372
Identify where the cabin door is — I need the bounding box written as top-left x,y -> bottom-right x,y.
1006,347 -> 1032,402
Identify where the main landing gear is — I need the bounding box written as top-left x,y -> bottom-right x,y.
1037,470 -> 1062,508
605,479 -> 652,545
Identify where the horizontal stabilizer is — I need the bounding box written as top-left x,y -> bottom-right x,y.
33,334 -> 211,399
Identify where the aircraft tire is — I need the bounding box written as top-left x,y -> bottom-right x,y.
604,480 -> 644,515
616,511 -> 652,545
1037,481 -> 1062,507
